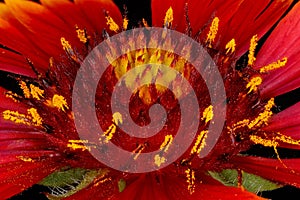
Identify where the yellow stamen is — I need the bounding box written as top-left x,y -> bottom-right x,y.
160,135 -> 173,153
230,99 -> 274,133
76,26 -> 89,43
164,7 -> 174,27
3,108 -> 42,127
17,156 -> 34,162
61,37 -> 73,53
191,130 -> 208,155
3,110 -> 28,125
123,17 -> 129,30
28,108 -> 43,126
112,112 -> 123,126
19,81 -> 30,98
106,16 -> 120,33
201,105 -> 213,124
248,98 -> 274,129
206,17 -> 219,48
133,144 -> 145,160
103,124 -> 116,143
67,140 -> 89,151
250,135 -> 287,168
142,18 -> 149,27
30,84 -> 44,100
259,57 -> 288,73
5,91 -> 20,102
248,35 -> 258,66
185,168 -> 195,194
250,135 -> 278,147
246,76 -> 262,94
68,140 -> 89,144
154,154 -> 166,167
225,39 -> 236,54
52,94 -> 69,112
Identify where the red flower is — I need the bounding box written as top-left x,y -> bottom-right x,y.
0,0 -> 300,199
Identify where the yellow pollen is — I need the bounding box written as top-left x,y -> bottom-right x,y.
103,124 -> 116,143
106,16 -> 120,33
123,17 -> 129,30
164,7 -> 174,27
67,140 -> 89,151
249,135 -> 287,168
3,108 -> 43,127
191,130 -> 208,155
275,132 -> 300,146
17,156 -> 34,162
5,91 -> 20,102
3,110 -> 28,125
61,37 -> 72,52
142,18 -> 149,27
206,17 -> 219,48
68,140 -> 89,144
250,135 -> 278,147
160,135 -> 173,152
30,84 -> 44,100
185,168 -> 195,194
76,26 -> 89,43
202,105 -> 213,124
246,76 -> 262,94
225,39 -> 236,54
133,144 -> 145,160
19,81 -> 30,98
28,108 -> 43,126
259,57 -> 288,73
52,94 -> 69,112
248,98 -> 274,129
112,112 -> 123,126
154,154 -> 166,167
248,35 -> 258,66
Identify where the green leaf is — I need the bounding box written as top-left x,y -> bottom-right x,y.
208,169 -> 282,193
39,167 -> 89,187
118,179 -> 126,192
242,171 -> 282,193
39,167 -> 107,199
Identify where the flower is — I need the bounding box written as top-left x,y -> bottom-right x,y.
0,0 -> 300,199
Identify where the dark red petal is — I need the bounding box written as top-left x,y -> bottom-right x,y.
255,2 -> 300,97
233,156 -> 300,187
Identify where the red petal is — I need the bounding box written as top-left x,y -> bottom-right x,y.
255,3 -> 300,97
0,3 -> 50,71
151,0 -> 292,56
0,48 -> 35,77
4,0 -> 74,59
265,102 -> 300,136
233,156 -> 300,187
74,0 -> 123,35
0,159 -> 62,199
111,174 -> 264,200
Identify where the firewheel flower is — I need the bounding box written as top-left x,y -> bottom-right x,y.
1,0 -> 300,199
